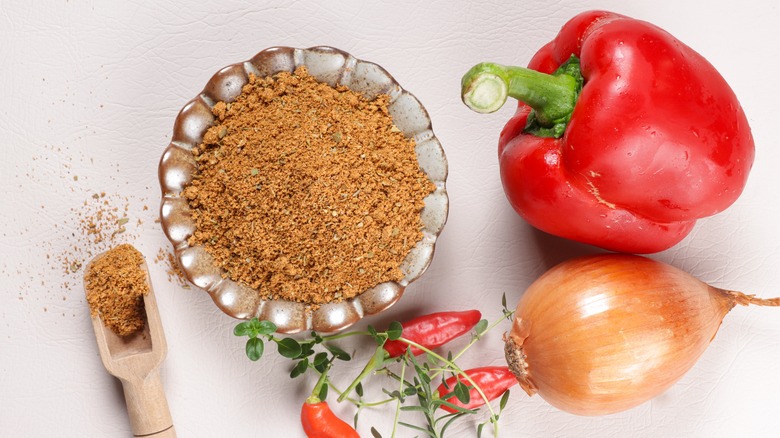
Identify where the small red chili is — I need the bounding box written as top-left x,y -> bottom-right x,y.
436,366 -> 517,413
300,396 -> 359,438
384,310 -> 482,357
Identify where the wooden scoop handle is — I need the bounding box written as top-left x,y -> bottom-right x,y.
121,368 -> 176,437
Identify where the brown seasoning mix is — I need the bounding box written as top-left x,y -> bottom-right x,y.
184,67 -> 435,305
85,244 -> 149,336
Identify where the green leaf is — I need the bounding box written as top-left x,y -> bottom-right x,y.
318,382 -> 328,402
277,338 -> 302,358
499,389 -> 510,412
325,344 -> 351,361
474,319 -> 488,336
312,352 -> 329,366
386,321 -> 403,340
502,293 -> 516,320
355,382 -> 364,397
440,412 -> 467,436
254,319 -> 277,335
233,321 -> 252,337
398,422 -> 435,437
432,410 -> 460,427
245,337 -> 264,361
367,325 -> 383,345
409,355 -> 424,377
370,427 -> 383,438
290,358 -> 308,378
298,341 -> 315,358
382,388 -> 401,399
501,292 -> 507,310
477,422 -> 486,438
453,381 -> 470,404
437,399 -> 476,414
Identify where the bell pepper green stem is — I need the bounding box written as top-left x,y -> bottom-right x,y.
461,57 -> 582,136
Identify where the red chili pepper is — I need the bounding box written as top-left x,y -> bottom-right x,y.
300,397 -> 359,438
383,310 -> 482,357
436,366 -> 517,413
461,10 -> 754,254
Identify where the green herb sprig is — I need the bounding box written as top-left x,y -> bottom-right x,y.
233,295 -> 515,437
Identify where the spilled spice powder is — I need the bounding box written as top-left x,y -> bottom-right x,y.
156,248 -> 190,289
84,244 -> 149,336
184,66 -> 435,305
57,192 -> 138,278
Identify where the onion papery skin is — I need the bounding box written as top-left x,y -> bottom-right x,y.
505,254 -> 735,416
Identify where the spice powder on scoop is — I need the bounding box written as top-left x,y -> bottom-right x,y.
183,66 -> 435,305
85,244 -> 148,337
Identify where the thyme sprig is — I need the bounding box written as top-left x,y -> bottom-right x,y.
233,295 -> 516,437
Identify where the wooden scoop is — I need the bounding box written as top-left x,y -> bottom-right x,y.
86,254 -> 176,437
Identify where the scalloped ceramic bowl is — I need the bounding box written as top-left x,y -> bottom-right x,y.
159,46 -> 448,333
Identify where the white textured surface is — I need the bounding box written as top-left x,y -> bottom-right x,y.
2,1 -> 779,437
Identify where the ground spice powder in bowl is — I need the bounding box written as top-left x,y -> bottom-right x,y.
84,244 -> 148,337
184,67 -> 434,306
160,46 -> 449,333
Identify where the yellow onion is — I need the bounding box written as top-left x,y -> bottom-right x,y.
504,253 -> 778,416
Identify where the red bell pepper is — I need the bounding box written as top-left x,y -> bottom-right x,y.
461,10 -> 754,253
